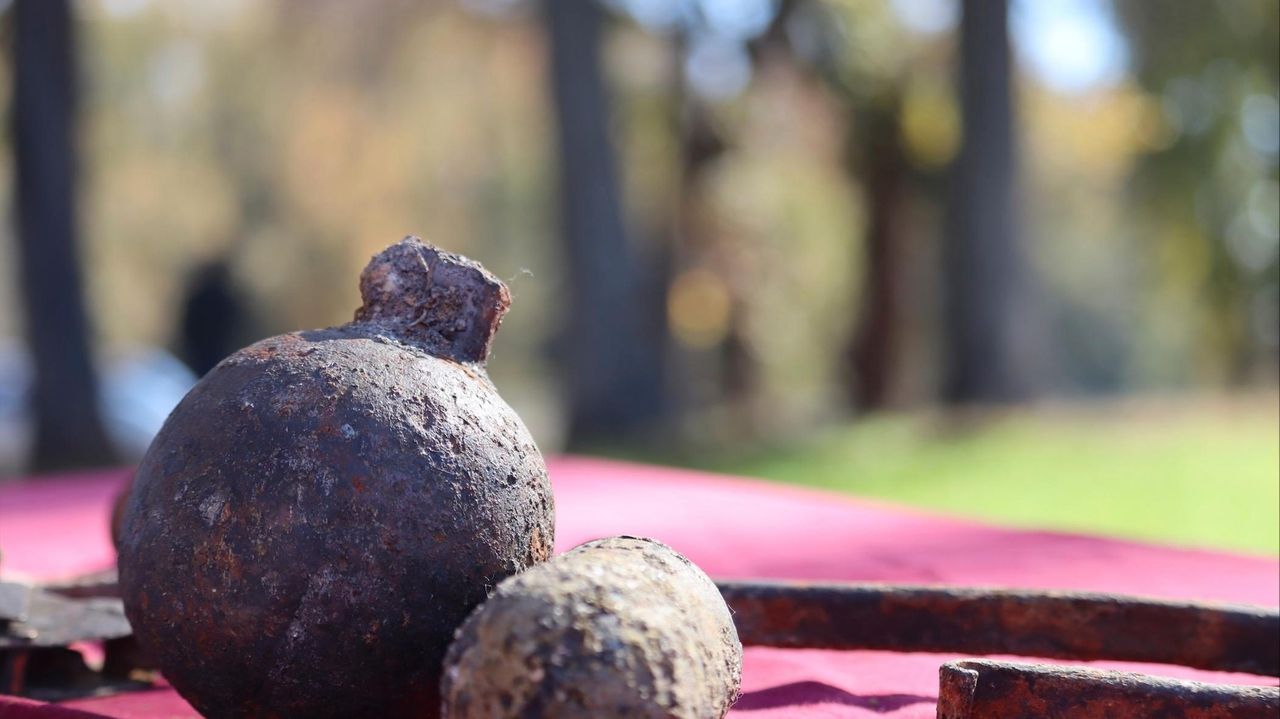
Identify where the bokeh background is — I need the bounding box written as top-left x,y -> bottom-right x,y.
1,0 -> 1276,553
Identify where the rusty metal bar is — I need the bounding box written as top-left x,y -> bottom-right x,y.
717,580 -> 1280,676
936,659 -> 1279,719
1,583 -> 140,698
0,582 -> 31,624
39,569 -> 119,601
0,587 -> 130,650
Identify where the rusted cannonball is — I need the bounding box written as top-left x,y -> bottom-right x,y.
117,237 -> 554,719
441,536 -> 743,719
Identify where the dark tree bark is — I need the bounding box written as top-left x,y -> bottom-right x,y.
544,0 -> 666,444
944,0 -> 1032,404
846,100 -> 907,411
12,0 -> 119,471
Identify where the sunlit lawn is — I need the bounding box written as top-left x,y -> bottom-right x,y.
627,394 -> 1279,555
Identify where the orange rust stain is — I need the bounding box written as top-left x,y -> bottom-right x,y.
529,524 -> 551,562
771,597 -> 828,634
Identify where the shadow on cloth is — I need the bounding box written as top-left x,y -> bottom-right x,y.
733,681 -> 934,712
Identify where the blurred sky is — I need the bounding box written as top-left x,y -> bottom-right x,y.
597,0 -> 1131,97
892,0 -> 1128,94
86,0 -> 1131,98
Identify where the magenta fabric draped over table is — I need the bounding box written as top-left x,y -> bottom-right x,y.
1,457 -> 1277,718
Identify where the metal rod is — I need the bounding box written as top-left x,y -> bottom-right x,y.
38,569 -> 119,601
1,585 -> 131,650
936,659 -> 1279,719
717,580 -> 1280,676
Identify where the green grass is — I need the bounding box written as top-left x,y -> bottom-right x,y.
612,396 -> 1280,555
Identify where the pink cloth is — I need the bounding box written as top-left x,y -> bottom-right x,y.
1,458 -> 1277,718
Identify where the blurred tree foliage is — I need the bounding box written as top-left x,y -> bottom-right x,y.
1115,0 -> 1279,385
0,0 -> 1274,454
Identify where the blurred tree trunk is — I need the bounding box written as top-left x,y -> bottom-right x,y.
670,61 -> 741,403
944,0 -> 1031,404
846,100 -> 906,411
11,0 -> 119,471
544,0 -> 667,444
748,0 -> 911,413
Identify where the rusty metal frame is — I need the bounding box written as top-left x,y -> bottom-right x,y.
717,580 -> 1280,676
0,583 -> 30,624
937,659 -> 1279,719
719,580 -> 1279,717
7,574 -> 1277,714
1,582 -> 136,699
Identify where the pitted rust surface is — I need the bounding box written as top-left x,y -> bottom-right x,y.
118,237 -> 554,719
937,659 -> 1280,719
718,581 -> 1280,676
441,536 -> 743,719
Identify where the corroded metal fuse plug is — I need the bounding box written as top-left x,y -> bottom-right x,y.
118,237 -> 554,719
